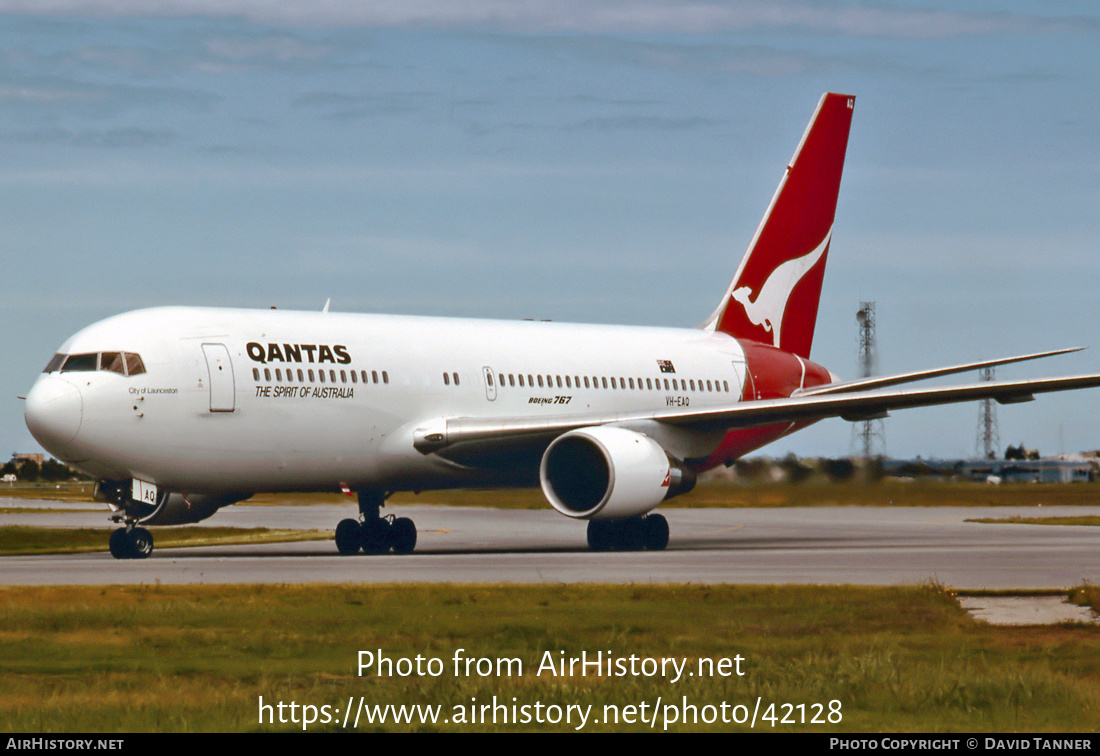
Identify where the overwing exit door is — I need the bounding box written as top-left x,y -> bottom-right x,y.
483,366 -> 497,401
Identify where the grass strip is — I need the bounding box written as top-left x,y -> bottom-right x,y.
674,481 -> 1100,509
6,481 -> 1100,509
1070,585 -> 1100,613
0,507 -> 102,515
392,481 -> 1100,509
965,516 -> 1100,527
0,583 -> 1098,732
0,526 -> 331,556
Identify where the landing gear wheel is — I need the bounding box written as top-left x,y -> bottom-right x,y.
642,514 -> 669,551
360,520 -> 390,555
587,516 -> 669,552
586,520 -> 613,552
346,490 -> 418,556
335,519 -> 362,555
390,517 -> 417,555
109,528 -> 133,559
614,517 -> 646,551
127,527 -> 154,559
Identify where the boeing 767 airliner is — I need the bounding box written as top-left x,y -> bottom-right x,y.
24,93 -> 1100,559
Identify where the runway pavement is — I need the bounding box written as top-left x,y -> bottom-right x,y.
3,496 -> 1098,589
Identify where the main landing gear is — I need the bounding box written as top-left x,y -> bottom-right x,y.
586,513 -> 669,552
335,490 -> 417,556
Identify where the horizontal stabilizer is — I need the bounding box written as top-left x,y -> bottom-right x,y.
799,347 -> 1084,397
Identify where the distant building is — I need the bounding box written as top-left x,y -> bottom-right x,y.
11,453 -> 44,467
959,458 -> 1091,484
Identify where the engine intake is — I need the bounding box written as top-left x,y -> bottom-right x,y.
539,426 -> 694,520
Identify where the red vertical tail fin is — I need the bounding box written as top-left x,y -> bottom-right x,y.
703,93 -> 854,359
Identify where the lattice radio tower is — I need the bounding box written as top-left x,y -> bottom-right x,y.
976,366 -> 1000,459
854,301 -> 885,458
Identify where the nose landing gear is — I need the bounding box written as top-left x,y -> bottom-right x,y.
108,525 -> 154,559
97,479 -> 156,560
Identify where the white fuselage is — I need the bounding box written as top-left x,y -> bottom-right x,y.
26,307 -> 756,494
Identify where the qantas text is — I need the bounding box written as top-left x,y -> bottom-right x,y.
246,342 -> 351,365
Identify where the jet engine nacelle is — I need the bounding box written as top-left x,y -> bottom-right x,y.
539,426 -> 695,520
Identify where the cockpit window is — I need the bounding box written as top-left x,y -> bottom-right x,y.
101,352 -> 126,375
124,353 -> 146,376
61,353 -> 99,372
44,351 -> 147,376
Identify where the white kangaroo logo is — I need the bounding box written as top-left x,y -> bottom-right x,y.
730,229 -> 831,348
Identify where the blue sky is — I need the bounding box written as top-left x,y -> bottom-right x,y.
3,1 -> 1099,461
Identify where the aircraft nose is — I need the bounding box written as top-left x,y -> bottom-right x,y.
25,376 -> 83,455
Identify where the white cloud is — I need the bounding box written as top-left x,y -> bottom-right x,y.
0,83 -> 96,103
0,1 -> 1095,38
205,36 -> 330,63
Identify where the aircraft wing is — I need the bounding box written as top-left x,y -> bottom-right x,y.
414,372 -> 1100,455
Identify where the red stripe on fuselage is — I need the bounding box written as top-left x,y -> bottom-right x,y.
698,340 -> 833,471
